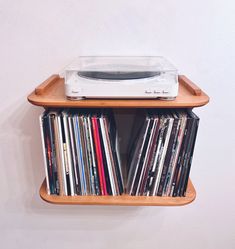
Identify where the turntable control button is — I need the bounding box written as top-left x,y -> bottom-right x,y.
163,91 -> 169,94
154,90 -> 161,94
145,90 -> 152,94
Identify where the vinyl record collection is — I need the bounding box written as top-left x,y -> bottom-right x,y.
40,108 -> 199,198
127,109 -> 199,197
40,109 -> 124,196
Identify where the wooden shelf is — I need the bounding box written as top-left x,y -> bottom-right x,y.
39,178 -> 196,206
28,73 -> 209,206
28,75 -> 209,108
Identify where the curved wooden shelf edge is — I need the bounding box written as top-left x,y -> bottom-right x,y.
39,179 -> 196,206
179,75 -> 202,96
35,74 -> 60,95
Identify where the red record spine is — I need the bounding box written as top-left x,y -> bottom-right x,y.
91,117 -> 107,195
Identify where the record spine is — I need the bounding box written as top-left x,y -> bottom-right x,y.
127,118 -> 151,195
99,117 -> 117,195
73,115 -> 86,195
78,116 -> 91,194
87,116 -> 101,195
92,117 -> 108,195
62,111 -> 75,196
152,117 -> 173,196
171,115 -> 190,197
68,115 -> 81,195
157,116 -> 179,196
48,114 -> 59,195
39,114 -> 51,195
136,119 -> 157,195
132,118 -> 153,195
181,112 -> 199,196
167,114 -> 187,196
104,117 -> 124,195
57,113 -> 68,195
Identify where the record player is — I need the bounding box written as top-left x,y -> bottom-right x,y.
64,56 -> 178,100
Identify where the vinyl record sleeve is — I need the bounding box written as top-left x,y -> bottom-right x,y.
136,118 -> 157,195
171,113 -> 192,197
87,116 -> 101,195
132,118 -> 154,195
62,111 -> 76,196
103,117 -> 120,194
174,112 -> 195,196
152,116 -> 174,196
99,117 -> 117,195
109,114 -> 124,193
178,117 -> 196,196
78,116 -> 91,194
39,113 -> 51,195
157,113 -> 180,196
68,115 -> 81,195
167,112 -> 187,196
104,116 -> 124,194
91,116 -> 107,195
127,109 -> 146,168
83,116 -> 96,195
127,117 -> 151,195
57,112 -> 70,195
73,115 -> 86,195
53,113 -> 65,196
43,113 -> 55,194
48,113 -> 60,195
147,115 -> 166,196
142,116 -> 161,195
180,111 -> 200,196
162,110 -> 181,196
98,117 -> 114,195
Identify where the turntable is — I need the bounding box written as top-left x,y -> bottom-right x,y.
64,56 -> 178,100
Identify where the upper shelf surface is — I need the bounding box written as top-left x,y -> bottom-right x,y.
28,74 -> 209,108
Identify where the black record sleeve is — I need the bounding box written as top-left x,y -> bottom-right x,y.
172,113 -> 192,197
105,116 -> 124,194
126,117 -> 150,194
42,113 -> 55,194
132,118 -> 154,195
181,111 -> 200,196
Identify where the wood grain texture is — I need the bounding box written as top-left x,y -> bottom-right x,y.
28,75 -> 209,108
39,178 -> 196,206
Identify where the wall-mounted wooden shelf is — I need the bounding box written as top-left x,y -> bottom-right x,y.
28,74 -> 209,206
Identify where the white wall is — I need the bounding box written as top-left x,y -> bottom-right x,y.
0,0 -> 234,248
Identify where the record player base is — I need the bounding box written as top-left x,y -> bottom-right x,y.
39,178 -> 196,206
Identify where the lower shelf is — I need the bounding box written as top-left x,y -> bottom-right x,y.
39,179 -> 196,206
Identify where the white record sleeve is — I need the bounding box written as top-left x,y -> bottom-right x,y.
62,111 -> 75,196
57,114 -> 68,195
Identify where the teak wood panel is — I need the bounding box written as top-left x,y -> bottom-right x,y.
39,179 -> 196,206
28,75 -> 209,108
